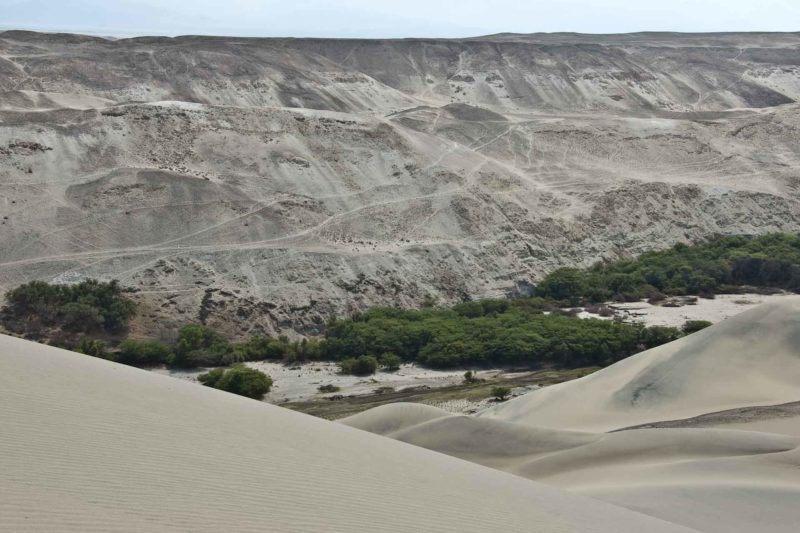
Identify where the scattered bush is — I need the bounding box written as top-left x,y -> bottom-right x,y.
76,338 -> 107,359
491,386 -> 511,401
463,370 -> 478,383
339,355 -> 378,376
198,365 -> 273,399
682,320 -> 713,334
318,384 -> 341,393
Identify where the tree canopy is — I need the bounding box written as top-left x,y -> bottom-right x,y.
3,279 -> 136,334
536,234 -> 800,303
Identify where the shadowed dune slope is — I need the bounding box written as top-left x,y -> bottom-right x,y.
481,297 -> 800,432
0,334 -> 697,533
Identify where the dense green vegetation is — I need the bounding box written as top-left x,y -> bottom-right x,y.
321,302 -> 681,369
537,234 -> 800,304
117,338 -> 173,366
2,283 -> 686,373
198,365 -> 273,399
3,279 -> 136,335
379,353 -> 402,372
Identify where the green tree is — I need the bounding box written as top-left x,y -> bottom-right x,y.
379,352 -> 402,371
171,324 -> 232,368
536,268 -> 586,304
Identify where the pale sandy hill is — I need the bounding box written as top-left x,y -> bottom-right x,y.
0,334 -> 695,533
343,408 -> 599,470
343,408 -> 800,532
337,402 -> 453,435
481,297 -> 800,432
342,301 -> 800,531
526,427 -> 800,533
344,406 -> 800,532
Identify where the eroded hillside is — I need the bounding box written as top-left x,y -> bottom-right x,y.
1,31 -> 799,335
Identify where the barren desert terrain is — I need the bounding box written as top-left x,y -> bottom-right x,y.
2,31 -> 800,336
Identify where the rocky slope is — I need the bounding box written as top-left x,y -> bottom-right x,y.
1,30 -> 799,336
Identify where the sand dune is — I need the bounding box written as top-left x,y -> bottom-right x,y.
346,406 -> 800,532
342,300 -> 800,532
0,333 -> 698,532
481,297 -> 800,432
534,429 -> 800,533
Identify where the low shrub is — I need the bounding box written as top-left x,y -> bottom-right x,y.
76,338 -> 107,359
463,370 -> 479,383
339,355 -> 378,376
682,320 -> 713,334
117,339 -> 173,366
491,386 -> 511,401
198,365 -> 273,399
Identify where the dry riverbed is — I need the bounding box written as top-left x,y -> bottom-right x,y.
152,363 -> 596,419
578,293 -> 792,327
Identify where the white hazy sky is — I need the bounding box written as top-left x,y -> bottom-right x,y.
2,0 -> 800,38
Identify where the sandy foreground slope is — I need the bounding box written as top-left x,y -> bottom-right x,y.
343,300 -> 800,532
0,334 -> 696,533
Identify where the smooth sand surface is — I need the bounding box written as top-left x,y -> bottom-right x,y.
344,410 -> 800,532
0,334 -> 697,533
343,300 -> 800,532
481,297 -> 800,432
